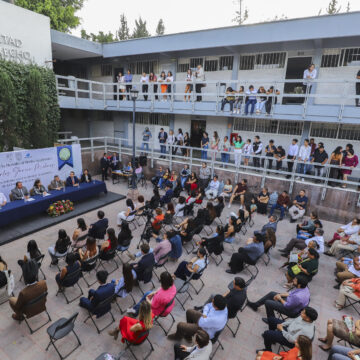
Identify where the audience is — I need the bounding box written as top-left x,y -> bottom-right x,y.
117,222 -> 132,251
117,199 -> 136,224
99,228 -> 118,260
335,277 -> 360,309
132,243 -> 155,282
326,218 -> 360,247
78,236 -> 99,270
71,218 -> 88,249
48,229 -> 71,265
88,210 -> 109,239
269,190 -> 290,221
325,228 -> 360,258
173,248 -> 208,281
334,255 -> 360,289
55,252 -> 81,291
112,263 -> 136,298
205,175 -> 220,200
228,179 -> 247,209
328,345 -> 360,360
288,190 -> 308,223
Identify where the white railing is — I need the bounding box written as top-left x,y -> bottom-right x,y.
55,75 -> 360,121
58,136 -> 360,205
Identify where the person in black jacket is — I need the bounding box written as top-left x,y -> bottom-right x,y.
117,222 -> 133,251
196,225 -> 225,256
48,229 -> 71,265
88,211 -> 109,239
158,128 -> 168,159
100,153 -> 109,181
131,243 -> 155,282
80,169 -> 92,183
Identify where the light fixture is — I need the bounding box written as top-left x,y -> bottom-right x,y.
130,89 -> 139,101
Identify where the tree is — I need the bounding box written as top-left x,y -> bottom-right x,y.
346,1 -> 351,12
117,13 -> 130,40
14,0 -> 85,32
325,0 -> 341,14
0,70 -> 18,151
81,29 -> 116,43
156,19 -> 165,36
132,17 -> 151,39
26,69 -> 49,148
233,0 -> 249,25
80,29 -> 91,40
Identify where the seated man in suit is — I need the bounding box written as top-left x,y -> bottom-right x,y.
80,169 -> 92,183
160,184 -> 174,207
48,175 -> 65,191
88,210 -> 109,239
79,270 -> 115,316
11,181 -> 29,201
132,243 -> 155,282
9,259 -> 47,321
66,171 -> 79,187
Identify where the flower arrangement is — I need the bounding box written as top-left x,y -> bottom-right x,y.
47,200 -> 74,217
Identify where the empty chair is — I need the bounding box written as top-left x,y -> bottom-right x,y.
46,312 -> 81,360
209,327 -> 226,360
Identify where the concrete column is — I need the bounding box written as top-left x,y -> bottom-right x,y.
299,121 -> 311,145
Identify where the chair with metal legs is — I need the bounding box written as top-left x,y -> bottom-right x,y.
55,268 -> 83,304
153,296 -> 176,335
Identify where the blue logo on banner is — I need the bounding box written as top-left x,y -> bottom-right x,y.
57,146 -> 74,170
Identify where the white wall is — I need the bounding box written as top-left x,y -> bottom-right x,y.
0,1 -> 52,66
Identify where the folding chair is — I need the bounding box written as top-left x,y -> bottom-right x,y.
137,266 -> 156,295
83,294 -> 115,334
81,255 -> 99,287
174,277 -> 193,311
123,330 -> 154,360
125,210 -> 141,231
50,246 -> 70,272
21,291 -> 52,334
152,251 -> 171,281
243,260 -> 260,287
188,265 -> 207,295
113,285 -> 136,314
209,251 -> 223,266
115,238 -> 133,265
209,327 -> 225,360
97,249 -> 119,274
153,296 -> 176,335
46,312 -> 81,360
260,247 -> 272,266
20,254 -> 46,281
184,225 -> 203,255
226,298 -> 247,338
203,219 -> 215,236
343,294 -> 360,316
56,268 -> 83,304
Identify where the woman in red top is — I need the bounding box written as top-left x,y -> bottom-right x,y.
256,335 -> 312,360
99,228 -> 117,260
108,301 -> 153,343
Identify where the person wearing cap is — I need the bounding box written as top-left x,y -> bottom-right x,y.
194,277 -> 247,319
260,307 -> 318,352
167,294 -> 228,341
247,274 -> 310,320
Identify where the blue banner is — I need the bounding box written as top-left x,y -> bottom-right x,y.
57,145 -> 74,170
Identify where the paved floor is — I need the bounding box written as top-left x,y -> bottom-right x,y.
0,177 -> 352,360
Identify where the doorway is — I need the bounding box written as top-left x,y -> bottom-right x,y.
190,119 -> 206,147
113,67 -> 124,100
282,57 -> 312,104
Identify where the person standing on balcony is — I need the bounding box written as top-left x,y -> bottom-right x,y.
341,148 -> 359,188
311,145 -> 329,183
159,71 -> 167,101
220,136 -> 231,165
166,71 -> 174,100
286,139 -> 299,179
201,132 -> 209,160
256,86 -> 267,114
158,128 -> 168,159
184,69 -> 193,102
124,69 -> 133,100
297,139 -> 311,181
140,72 -> 149,101
263,139 -> 276,170
243,139 -> 253,168
274,145 -> 286,171
167,129 -> 176,156
233,135 -> 244,168
265,86 -> 280,115
149,72 -> 158,101
303,63 -> 317,98
234,86 -> 245,114
252,135 -> 263,168
195,64 -> 205,102
328,146 -> 343,187
356,69 -> 360,107
210,131 -> 220,162
244,85 -> 257,115
141,127 -> 152,152
116,71 -> 126,100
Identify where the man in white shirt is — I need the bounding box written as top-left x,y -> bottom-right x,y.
303,63 -> 317,96
0,192 -> 7,207
167,295 -> 228,341
297,139 -> 311,180
195,64 -> 205,102
286,139 -> 299,178
327,219 -> 360,247
205,175 -> 220,200
326,229 -> 360,257
335,255 -> 360,288
140,72 -> 149,100
305,228 -> 325,253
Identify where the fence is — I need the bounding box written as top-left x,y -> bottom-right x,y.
58,136 -> 360,206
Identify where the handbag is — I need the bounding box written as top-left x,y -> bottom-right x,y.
290,264 -> 302,275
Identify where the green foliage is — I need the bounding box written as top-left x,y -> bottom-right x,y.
156,19 -> 165,36
0,70 -> 18,151
0,59 -> 60,150
117,13 -> 130,40
14,0 -> 85,32
132,17 -> 151,39
81,29 -> 116,43
233,0 -> 248,25
326,0 -> 341,14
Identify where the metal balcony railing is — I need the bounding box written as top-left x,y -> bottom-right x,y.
55,75 -> 360,121
58,136 -> 360,205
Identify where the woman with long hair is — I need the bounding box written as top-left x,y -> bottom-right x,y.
113,263 -> 136,298
256,335 -> 312,360
210,131 -> 220,161
99,228 -> 118,259
184,69 -> 193,101
117,198 -> 135,224
201,131 -> 209,160
159,71 -> 167,101
341,148 -> 359,188
166,71 -> 174,100
183,131 -> 191,157
48,229 -> 71,265
78,236 -> 98,268
72,218 -> 88,249
108,300 -> 153,342
149,72 -> 158,100
185,172 -> 198,194
117,222 -> 133,251
328,146 -> 343,187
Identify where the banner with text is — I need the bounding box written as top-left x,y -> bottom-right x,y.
0,145 -> 82,201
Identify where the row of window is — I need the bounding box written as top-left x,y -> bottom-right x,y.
233,119 -> 360,140
321,48 -> 360,68
130,112 -> 171,126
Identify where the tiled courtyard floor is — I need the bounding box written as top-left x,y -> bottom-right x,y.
0,177 -> 352,360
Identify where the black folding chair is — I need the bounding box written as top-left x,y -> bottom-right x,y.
137,266 -> 156,295
343,294 -> 360,316
20,254 -> 46,281
188,264 -> 207,295
83,294 -> 115,334
174,277 -> 193,311
243,258 -> 260,287
21,291 -> 51,334
184,225 -> 203,255
115,238 -> 133,265
226,298 -> 247,338
153,296 -> 176,335
50,246 -> 70,272
81,255 -> 99,287
152,251 -> 171,280
113,285 -> 136,314
97,249 -> 119,274
125,210 -> 141,231
56,268 -> 83,304
46,312 -> 81,360
209,327 -> 225,360
203,219 -> 215,236
123,329 -> 154,360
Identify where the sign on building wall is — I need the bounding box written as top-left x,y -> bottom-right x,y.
0,145 -> 83,201
0,1 -> 52,66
